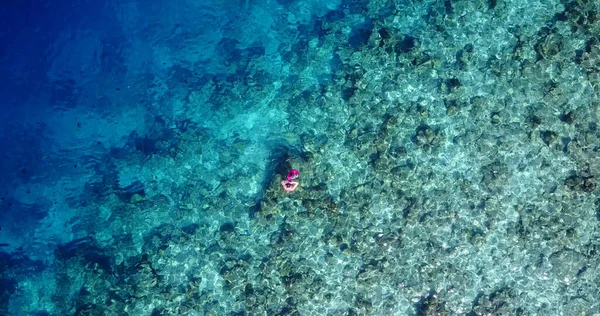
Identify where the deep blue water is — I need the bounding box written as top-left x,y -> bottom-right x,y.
1,0 -> 599,314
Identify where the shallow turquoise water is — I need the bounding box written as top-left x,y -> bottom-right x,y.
0,0 -> 599,314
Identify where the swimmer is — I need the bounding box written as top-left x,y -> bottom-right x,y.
282,169 -> 300,192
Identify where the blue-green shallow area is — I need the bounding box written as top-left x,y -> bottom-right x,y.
0,0 -> 599,314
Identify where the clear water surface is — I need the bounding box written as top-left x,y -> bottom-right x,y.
0,0 -> 599,314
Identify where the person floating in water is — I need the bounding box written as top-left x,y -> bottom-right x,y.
281,169 -> 299,192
